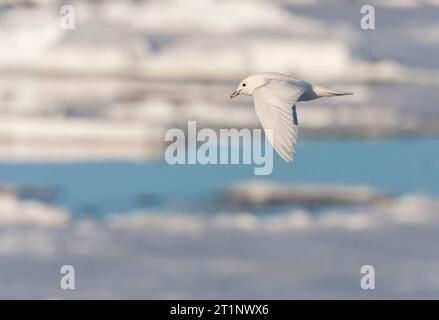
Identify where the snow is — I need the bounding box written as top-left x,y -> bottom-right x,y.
1,192 -> 439,298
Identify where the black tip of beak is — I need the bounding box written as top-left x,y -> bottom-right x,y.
230,90 -> 240,99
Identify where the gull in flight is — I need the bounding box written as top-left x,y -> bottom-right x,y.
230,72 -> 352,161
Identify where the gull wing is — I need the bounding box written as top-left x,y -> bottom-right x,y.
253,79 -> 308,162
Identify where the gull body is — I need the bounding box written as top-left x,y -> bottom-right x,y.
230,72 -> 352,162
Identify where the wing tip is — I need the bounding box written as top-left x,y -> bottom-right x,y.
276,150 -> 295,162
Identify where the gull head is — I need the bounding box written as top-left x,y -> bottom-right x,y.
230,74 -> 268,99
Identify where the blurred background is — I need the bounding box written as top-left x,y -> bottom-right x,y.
1,0 -> 439,299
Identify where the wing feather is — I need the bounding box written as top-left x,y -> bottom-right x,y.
253,79 -> 307,162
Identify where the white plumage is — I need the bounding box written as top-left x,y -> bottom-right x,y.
230,72 -> 352,162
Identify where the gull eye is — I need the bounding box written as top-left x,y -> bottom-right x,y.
242,83 -> 246,87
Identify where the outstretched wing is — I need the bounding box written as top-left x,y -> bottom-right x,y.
253,79 -> 308,162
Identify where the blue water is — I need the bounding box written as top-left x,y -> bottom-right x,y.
0,138 -> 438,217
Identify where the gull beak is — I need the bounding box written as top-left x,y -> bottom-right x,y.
230,90 -> 241,99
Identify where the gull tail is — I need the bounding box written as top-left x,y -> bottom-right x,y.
312,85 -> 353,98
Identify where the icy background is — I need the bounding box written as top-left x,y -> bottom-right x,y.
0,0 -> 439,299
